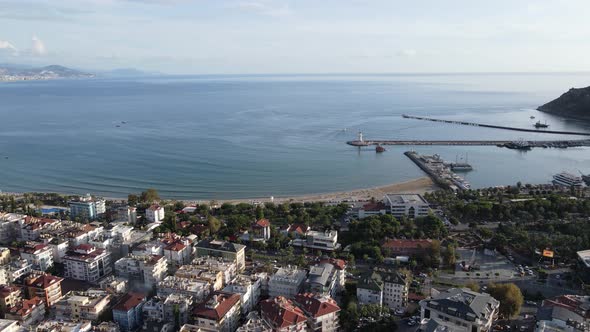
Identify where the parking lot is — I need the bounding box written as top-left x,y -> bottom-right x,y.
454,248 -> 518,280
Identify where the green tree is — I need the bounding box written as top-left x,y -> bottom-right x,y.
140,188 -> 160,202
207,215 -> 222,234
443,244 -> 457,267
488,283 -> 524,318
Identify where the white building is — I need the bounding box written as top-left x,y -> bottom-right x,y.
64,244 -> 112,283
115,255 -> 168,287
268,266 -> 307,299
18,217 -> 61,242
306,263 -> 338,298
0,213 -> 23,245
192,257 -> 239,286
117,206 -> 137,224
294,293 -> 341,332
419,288 -> 499,332
36,320 -> 92,332
55,290 -> 112,321
44,237 -> 69,264
157,276 -> 210,302
357,268 -> 409,310
193,292 -> 241,332
236,312 -> 272,332
163,241 -> 192,266
356,272 -> 383,307
291,230 -> 340,252
195,239 -> 246,272
69,194 -> 106,220
20,242 -> 54,271
146,205 -> 165,223
383,194 -> 431,219
0,258 -> 32,284
4,297 -> 45,327
222,274 -> 262,314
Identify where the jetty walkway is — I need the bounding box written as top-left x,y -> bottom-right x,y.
401,114 -> 590,136
346,139 -> 590,149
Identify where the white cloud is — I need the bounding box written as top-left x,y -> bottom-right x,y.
31,35 -> 47,56
0,39 -> 18,56
0,40 -> 17,51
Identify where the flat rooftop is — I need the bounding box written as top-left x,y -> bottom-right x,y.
385,194 -> 428,205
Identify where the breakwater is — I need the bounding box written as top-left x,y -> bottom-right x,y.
346,138 -> 590,149
401,114 -> 590,136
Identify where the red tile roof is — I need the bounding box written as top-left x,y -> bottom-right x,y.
254,219 -> 270,228
294,293 -> 340,318
25,273 -> 64,289
8,296 -> 43,317
113,292 -> 146,312
165,242 -> 186,252
0,285 -> 21,298
22,243 -> 48,254
319,258 -> 346,270
284,224 -> 309,235
261,296 -> 307,329
75,243 -> 95,251
194,292 -> 240,321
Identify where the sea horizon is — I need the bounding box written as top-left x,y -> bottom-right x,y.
1,72 -> 590,199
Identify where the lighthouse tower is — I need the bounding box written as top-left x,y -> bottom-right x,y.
357,131 -> 364,142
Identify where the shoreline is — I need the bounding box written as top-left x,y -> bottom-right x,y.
0,177 -> 438,206
209,176 -> 438,205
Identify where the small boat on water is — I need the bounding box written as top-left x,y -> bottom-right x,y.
534,121 -> 549,128
376,145 -> 386,153
530,116 -> 535,119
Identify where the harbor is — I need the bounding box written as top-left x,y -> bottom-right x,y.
404,151 -> 472,190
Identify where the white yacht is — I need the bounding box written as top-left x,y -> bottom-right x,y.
552,172 -> 586,188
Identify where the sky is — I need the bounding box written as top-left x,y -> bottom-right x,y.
1,0 -> 590,74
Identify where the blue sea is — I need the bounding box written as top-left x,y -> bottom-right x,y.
1,73 -> 590,199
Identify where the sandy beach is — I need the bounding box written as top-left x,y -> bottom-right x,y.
194,176 -> 438,205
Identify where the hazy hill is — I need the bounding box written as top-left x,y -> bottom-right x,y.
538,86 -> 590,119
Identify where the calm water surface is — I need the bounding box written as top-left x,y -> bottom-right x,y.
1,73 -> 590,199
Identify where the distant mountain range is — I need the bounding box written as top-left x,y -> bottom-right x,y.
0,64 -> 94,80
0,64 -> 160,81
538,86 -> 590,119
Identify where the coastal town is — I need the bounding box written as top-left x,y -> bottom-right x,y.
0,181 -> 589,332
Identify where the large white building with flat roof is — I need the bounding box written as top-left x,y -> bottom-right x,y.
384,194 -> 431,219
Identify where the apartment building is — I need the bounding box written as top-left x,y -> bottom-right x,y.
115,255 -> 167,288
157,276 -> 211,302
112,292 -> 146,332
268,266 -> 307,299
195,239 -> 246,272
192,292 -> 241,332
419,288 -> 500,332
64,244 -> 112,283
291,230 -> 340,252
383,194 -> 431,219
146,205 -> 165,223
20,242 -> 54,271
69,195 -> 106,220
55,290 -> 112,321
23,272 -> 64,307
4,297 -> 45,327
0,285 -> 22,312
222,274 -> 262,314
357,268 -> 409,310
294,293 -> 341,332
260,296 -> 307,332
